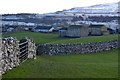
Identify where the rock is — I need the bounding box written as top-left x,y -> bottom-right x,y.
0,37 -> 36,75
37,40 -> 119,55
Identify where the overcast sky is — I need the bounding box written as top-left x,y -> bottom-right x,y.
0,0 -> 119,14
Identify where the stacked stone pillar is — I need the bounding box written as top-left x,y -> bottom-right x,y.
0,37 -> 36,75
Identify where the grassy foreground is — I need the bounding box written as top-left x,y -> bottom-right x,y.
3,49 -> 118,78
3,32 -> 118,44
2,32 -> 119,78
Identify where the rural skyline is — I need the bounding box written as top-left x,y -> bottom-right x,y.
0,0 -> 119,14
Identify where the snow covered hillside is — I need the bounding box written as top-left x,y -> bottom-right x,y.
47,2 -> 119,16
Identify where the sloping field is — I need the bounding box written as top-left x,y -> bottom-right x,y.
3,32 -> 118,44
2,32 -> 119,78
3,49 -> 118,78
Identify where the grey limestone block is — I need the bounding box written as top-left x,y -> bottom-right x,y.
37,40 -> 119,55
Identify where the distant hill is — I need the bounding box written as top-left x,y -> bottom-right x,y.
2,2 -> 119,26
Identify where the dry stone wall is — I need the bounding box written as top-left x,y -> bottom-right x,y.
37,40 -> 119,55
26,37 -> 36,59
0,37 -> 36,75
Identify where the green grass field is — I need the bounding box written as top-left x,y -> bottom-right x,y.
3,49 -> 118,78
3,32 -> 118,44
3,32 -> 69,44
2,32 -> 119,78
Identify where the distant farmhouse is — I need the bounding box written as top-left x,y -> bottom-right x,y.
116,28 -> 120,34
7,27 -> 25,32
7,27 -> 14,32
107,28 -> 116,34
59,24 -> 111,38
89,24 -> 109,36
3,25 -> 32,32
53,26 -> 62,32
59,24 -> 89,37
33,26 -> 54,33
